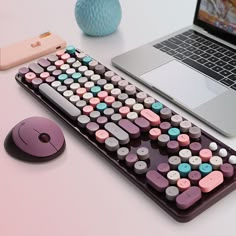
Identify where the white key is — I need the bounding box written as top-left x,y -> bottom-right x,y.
111,88 -> 121,98
134,161 -> 148,175
91,74 -> 101,83
70,83 -> 80,92
84,70 -> 94,78
189,156 -> 202,169
84,81 -> 95,91
179,149 -> 192,162
219,148 -> 228,158
127,112 -> 138,122
229,155 -> 236,165
133,103 -> 144,113
209,156 -> 223,169
167,170 -> 180,185
69,95 -> 80,104
63,90 -> 74,99
209,142 -> 218,151
136,92 -> 147,103
83,92 -> 93,102
125,98 -> 136,108
78,65 -> 88,74
144,97 -> 155,108
51,81 -> 61,89
104,83 -> 114,93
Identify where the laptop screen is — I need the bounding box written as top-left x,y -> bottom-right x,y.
197,0 -> 236,36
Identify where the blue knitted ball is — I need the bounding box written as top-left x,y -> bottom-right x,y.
75,0 -> 122,37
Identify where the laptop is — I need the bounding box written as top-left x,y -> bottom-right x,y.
112,0 -> 236,137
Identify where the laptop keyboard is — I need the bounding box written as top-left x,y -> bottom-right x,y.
154,30 -> 236,90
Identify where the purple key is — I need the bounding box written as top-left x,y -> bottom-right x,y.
97,116 -> 108,128
220,163 -> 234,178
189,142 -> 202,155
47,54 -> 59,63
157,163 -> 170,176
28,63 -> 44,75
118,119 -> 140,139
146,170 -> 169,192
188,171 -> 202,185
37,58 -> 51,68
167,140 -> 180,154
86,122 -> 100,136
176,186 -> 202,209
160,122 -> 171,133
52,69 -> 62,77
134,117 -> 150,132
18,67 -> 29,76
125,153 -> 138,167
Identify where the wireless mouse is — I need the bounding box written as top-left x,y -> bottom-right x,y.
4,116 -> 65,162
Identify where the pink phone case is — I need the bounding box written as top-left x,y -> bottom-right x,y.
0,32 -> 66,70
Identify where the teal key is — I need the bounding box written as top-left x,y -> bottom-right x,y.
168,128 -> 180,140
72,72 -> 82,81
96,102 -> 107,113
66,45 -> 76,54
58,74 -> 68,82
91,86 -> 101,96
152,102 -> 163,113
178,163 -> 191,177
199,163 -> 212,176
82,56 -> 92,65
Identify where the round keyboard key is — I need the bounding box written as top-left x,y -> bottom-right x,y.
160,122 -> 171,134
95,65 -> 106,75
104,108 -> 115,119
118,93 -> 129,103
78,65 -> 88,74
209,156 -> 223,170
19,67 -> 29,76
134,161 -> 148,175
60,63 -> 70,72
179,149 -> 192,162
117,147 -> 129,160
125,153 -> 138,167
229,155 -> 236,165
105,137 -> 120,152
57,85 -> 67,94
104,96 -> 115,106
111,75 -> 122,85
171,114 -> 183,127
209,142 -> 218,151
134,117 -> 150,132
177,134 -> 190,147
144,97 -> 155,108
66,45 -> 76,54
220,163 -> 234,178
111,113 -> 122,123
61,53 -> 70,61
64,78 -> 74,87
165,186 -> 179,201
72,61 -> 82,69
189,156 -> 202,169
200,149 -> 212,162
97,116 -> 108,128
32,78 -> 43,89
89,110 -> 101,121
104,71 -> 115,81
56,49 -> 65,57
219,148 -> 228,158
127,112 -> 138,122
178,163 -> 191,177
136,92 -> 147,103
58,73 -> 68,82
86,122 -> 100,136
149,128 -> 161,140
83,92 -> 93,102
76,88 -> 87,97
125,98 -> 136,108
69,95 -> 80,104
167,140 -> 180,154
46,65 -> 56,73
63,90 -> 74,99
177,178 -> 191,192
97,79 -> 107,87
146,170 -> 169,192
82,56 -> 92,65
168,156 -> 181,169
199,171 -> 223,192
168,127 -> 180,139
70,83 -> 80,92
25,72 -> 36,83
88,60 -> 98,70
89,97 -> 100,108
96,102 -> 108,113
83,105 -> 94,115
152,102 -> 163,114
111,88 -> 121,98
51,81 -> 62,89
189,126 -> 201,139
77,115 -> 91,128
55,60 -> 64,68
91,74 -> 101,83
95,129 -> 109,143
78,77 -> 88,86
97,91 -> 108,101
158,134 -> 170,147
45,76 -> 55,84
66,57 -> 76,65
125,84 -> 136,96
157,163 -> 170,176
118,80 -> 129,90
167,170 -> 180,185
133,103 -> 144,114
199,163 -> 212,176
160,107 -> 172,120
76,52 -> 86,61
119,106 -> 130,118
84,70 -> 94,78
76,100 -> 87,109
180,120 -> 192,132
176,186 -> 202,209
40,72 -> 50,80
188,171 -> 202,185
90,86 -> 101,96
84,81 -> 95,91
104,83 -> 114,93
111,101 -> 123,112
189,142 -> 202,155
137,147 -> 150,160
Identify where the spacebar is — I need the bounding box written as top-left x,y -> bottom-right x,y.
183,58 -> 223,81
39,83 -> 81,120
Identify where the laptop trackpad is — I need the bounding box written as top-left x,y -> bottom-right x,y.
140,60 -> 227,109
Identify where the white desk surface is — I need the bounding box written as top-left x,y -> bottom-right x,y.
1,0 -> 236,235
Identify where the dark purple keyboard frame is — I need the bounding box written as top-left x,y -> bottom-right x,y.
15,49 -> 236,222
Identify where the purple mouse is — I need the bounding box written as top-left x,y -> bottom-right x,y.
4,117 -> 65,162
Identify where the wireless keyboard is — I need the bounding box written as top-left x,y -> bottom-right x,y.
16,45 -> 236,222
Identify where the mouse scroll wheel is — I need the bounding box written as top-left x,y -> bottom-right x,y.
38,133 -> 51,143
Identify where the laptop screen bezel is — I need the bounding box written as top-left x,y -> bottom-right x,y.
194,0 -> 236,46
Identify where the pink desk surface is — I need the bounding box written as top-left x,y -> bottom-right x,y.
1,0 -> 236,235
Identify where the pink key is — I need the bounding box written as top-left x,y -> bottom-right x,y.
89,97 -> 100,107
104,96 -> 115,106
40,72 -> 50,80
140,109 -> 160,126
55,60 -> 64,68
200,149 -> 212,162
76,88 -> 87,97
83,105 -> 94,115
95,129 -> 109,143
61,53 -> 70,61
177,134 -> 190,147
119,106 -> 130,118
149,128 -> 161,140
25,72 -> 36,83
177,178 -> 191,192
97,91 -> 108,101
56,49 -> 65,57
